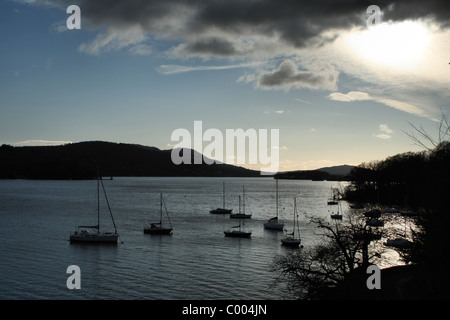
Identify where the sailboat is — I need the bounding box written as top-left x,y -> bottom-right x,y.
384,237 -> 412,248
144,193 -> 173,235
70,171 -> 119,244
224,217 -> 252,238
264,179 -> 284,230
230,186 -> 252,219
281,198 -> 301,248
384,214 -> 412,248
327,187 -> 338,205
210,181 -> 233,214
330,201 -> 343,220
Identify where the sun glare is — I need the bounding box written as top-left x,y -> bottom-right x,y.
345,21 -> 431,70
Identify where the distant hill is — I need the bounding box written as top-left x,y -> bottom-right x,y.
274,165 -> 356,181
0,141 -> 260,179
316,165 -> 356,176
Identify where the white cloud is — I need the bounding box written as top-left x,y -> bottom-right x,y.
375,98 -> 427,118
327,91 -> 428,119
263,109 -> 290,115
78,27 -> 148,56
295,98 -> 313,105
128,43 -> 153,56
327,91 -> 371,102
49,21 -> 69,33
374,124 -> 394,140
12,140 -> 72,146
237,73 -> 257,84
157,62 -> 260,75
379,124 -> 393,134
375,133 -> 392,140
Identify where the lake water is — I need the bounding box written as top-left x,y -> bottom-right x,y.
0,177 -> 347,300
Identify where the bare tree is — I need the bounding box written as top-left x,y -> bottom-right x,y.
403,110 -> 450,152
271,210 -> 386,299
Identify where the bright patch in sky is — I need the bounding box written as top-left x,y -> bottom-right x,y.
344,21 -> 431,70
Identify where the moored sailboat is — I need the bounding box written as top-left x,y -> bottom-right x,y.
281,197 -> 302,248
210,181 -> 232,214
224,218 -> 252,238
327,187 -> 338,205
264,179 -> 284,230
330,201 -> 343,220
230,186 -> 252,219
70,171 -> 119,244
144,193 -> 173,235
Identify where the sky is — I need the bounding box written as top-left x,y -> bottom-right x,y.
1,0 -> 449,172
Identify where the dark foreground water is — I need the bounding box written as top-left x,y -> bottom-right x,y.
0,177 -> 347,300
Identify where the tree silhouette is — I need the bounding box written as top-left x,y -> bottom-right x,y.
271,210 -> 385,299
403,110 -> 450,151
274,112 -> 450,299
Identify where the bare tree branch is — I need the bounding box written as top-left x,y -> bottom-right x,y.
403,109 -> 450,151
271,210 -> 389,299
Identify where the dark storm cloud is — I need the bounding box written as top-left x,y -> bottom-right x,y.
73,0 -> 373,48
257,59 -> 338,90
183,37 -> 239,56
381,1 -> 450,28
38,0 -> 450,52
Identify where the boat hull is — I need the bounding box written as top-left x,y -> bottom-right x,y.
367,218 -> 384,227
70,232 -> 118,244
210,208 -> 232,214
281,237 -> 301,247
384,238 -> 412,248
224,230 -> 251,238
230,213 -> 251,219
144,227 -> 173,235
264,222 -> 284,230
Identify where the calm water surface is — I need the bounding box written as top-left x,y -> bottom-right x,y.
0,177 -> 348,300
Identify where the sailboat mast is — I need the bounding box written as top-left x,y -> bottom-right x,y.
293,197 -> 296,237
243,186 -> 245,214
160,193 -> 163,224
162,195 -> 172,228
276,179 -> 279,218
222,181 -> 225,209
97,167 -> 100,234
100,178 -> 118,234
239,195 -> 241,214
